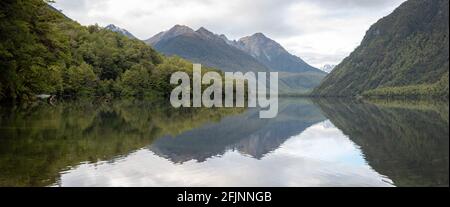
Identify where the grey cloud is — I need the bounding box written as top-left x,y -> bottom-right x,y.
53,0 -> 406,67
54,0 -> 88,13
188,0 -> 302,39
300,51 -> 350,67
309,0 -> 405,9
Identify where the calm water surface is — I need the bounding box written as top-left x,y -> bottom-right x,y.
0,98 -> 448,187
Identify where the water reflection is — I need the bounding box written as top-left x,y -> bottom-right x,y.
56,120 -> 392,187
315,99 -> 449,187
0,98 -> 448,187
0,100 -> 240,186
149,99 -> 326,163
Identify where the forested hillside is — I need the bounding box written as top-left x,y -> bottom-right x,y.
0,0 -> 206,102
313,0 -> 449,98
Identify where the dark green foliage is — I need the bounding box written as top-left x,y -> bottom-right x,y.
313,0 -> 449,98
1,0 -> 69,101
362,72 -> 449,99
0,0 -> 203,102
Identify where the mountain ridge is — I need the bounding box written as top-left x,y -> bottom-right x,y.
234,33 -> 322,74
146,25 -> 271,73
146,26 -> 323,74
145,25 -> 326,93
313,0 -> 449,98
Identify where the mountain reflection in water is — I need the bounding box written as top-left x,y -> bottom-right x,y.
0,98 -> 448,187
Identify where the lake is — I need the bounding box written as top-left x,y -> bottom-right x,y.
0,98 -> 448,187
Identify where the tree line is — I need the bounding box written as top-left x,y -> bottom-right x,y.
1,0 -> 216,102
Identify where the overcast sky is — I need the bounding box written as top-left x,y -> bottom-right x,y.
53,0 -> 406,68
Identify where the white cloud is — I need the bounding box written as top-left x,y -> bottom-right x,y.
53,0 -> 406,67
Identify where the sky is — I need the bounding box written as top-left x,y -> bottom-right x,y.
53,0 -> 406,68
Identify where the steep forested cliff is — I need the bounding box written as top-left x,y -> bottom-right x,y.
0,0 -> 206,102
313,0 -> 449,98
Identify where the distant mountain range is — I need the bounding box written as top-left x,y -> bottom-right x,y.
145,25 -> 322,74
105,24 -> 137,39
145,25 -> 270,73
320,64 -> 336,73
313,0 -> 449,98
143,25 -> 326,94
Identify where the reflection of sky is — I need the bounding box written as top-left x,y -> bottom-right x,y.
280,120 -> 366,166
55,121 -> 393,187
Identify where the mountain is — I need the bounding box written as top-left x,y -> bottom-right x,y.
105,24 -> 137,39
320,64 -> 336,73
232,33 -> 323,74
313,0 -> 449,98
146,25 -> 196,45
229,33 -> 327,93
145,25 -> 269,73
145,26 -> 326,94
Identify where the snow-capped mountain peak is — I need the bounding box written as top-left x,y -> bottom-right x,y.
320,64 -> 336,73
105,24 -> 136,39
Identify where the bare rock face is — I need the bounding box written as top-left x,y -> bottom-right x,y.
235,33 -> 323,73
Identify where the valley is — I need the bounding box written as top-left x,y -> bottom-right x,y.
0,0 -> 448,189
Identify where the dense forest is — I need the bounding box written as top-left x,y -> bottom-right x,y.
0,0 -> 216,103
313,0 -> 449,99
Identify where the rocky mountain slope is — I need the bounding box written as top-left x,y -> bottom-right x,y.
145,25 -> 270,73
145,25 -> 326,94
232,33 -> 322,74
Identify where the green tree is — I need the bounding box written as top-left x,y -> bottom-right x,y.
119,64 -> 152,97
63,62 -> 97,96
